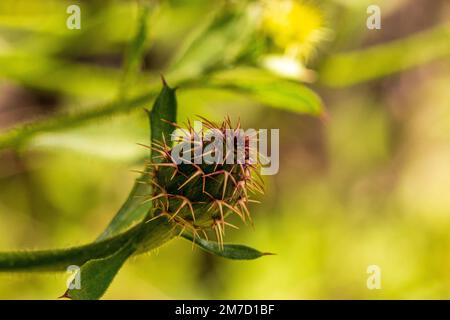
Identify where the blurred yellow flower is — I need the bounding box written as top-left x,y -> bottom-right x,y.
262,0 -> 331,63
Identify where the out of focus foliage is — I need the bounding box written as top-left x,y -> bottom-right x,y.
0,0 -> 449,298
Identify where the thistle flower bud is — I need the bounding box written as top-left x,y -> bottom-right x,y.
146,117 -> 264,246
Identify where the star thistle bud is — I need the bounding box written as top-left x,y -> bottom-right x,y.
146,117 -> 264,248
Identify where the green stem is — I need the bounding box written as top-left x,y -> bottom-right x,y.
0,216 -> 178,272
0,90 -> 159,150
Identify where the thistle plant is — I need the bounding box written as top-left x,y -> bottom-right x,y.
147,116 -> 264,248
0,80 -> 271,300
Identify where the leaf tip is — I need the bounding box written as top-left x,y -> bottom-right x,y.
58,290 -> 72,300
160,74 -> 168,87
159,74 -> 178,92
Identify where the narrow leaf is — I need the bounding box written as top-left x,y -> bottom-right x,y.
64,216 -> 178,300
167,5 -> 256,81
96,109 -> 153,241
150,79 -> 177,157
98,80 -> 178,239
64,241 -> 136,300
207,67 -> 324,116
96,173 -> 152,241
118,2 -> 151,99
181,233 -> 273,260
320,23 -> 450,87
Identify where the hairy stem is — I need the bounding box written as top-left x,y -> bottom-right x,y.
0,216 -> 178,272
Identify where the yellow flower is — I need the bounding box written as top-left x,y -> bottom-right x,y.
262,0 -> 331,63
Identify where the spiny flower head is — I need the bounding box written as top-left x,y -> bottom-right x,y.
146,117 -> 264,247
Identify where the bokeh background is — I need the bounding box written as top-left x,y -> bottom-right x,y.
0,0 -> 450,299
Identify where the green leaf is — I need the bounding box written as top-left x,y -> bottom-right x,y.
206,67 -> 324,116
150,79 -> 177,154
320,23 -> 450,87
63,216 -> 178,300
0,53 -> 120,100
181,233 -> 273,260
96,108 -> 153,241
63,241 -> 136,300
98,80 -> 178,239
118,2 -> 152,99
167,4 -> 257,82
96,173 -> 152,241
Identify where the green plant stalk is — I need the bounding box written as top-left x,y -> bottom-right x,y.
0,89 -> 159,150
0,216 -> 179,272
320,22 -> 450,87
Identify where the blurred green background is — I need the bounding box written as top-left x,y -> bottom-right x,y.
0,0 -> 450,299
